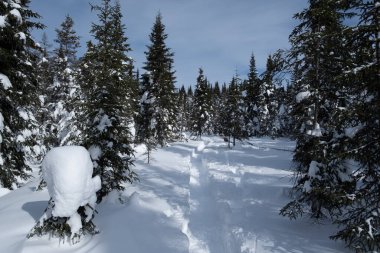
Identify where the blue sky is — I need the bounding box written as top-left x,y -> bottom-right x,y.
30,0 -> 307,87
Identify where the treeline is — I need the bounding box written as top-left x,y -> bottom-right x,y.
0,0 -> 379,251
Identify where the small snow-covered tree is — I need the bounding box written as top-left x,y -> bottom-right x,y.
28,146 -> 101,243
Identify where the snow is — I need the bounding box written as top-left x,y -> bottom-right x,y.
307,123 -> 322,137
0,15 -> 7,27
18,108 -> 29,120
88,145 -> 102,161
0,112 -> 4,133
16,32 -> 26,43
296,91 -> 311,103
9,9 -> 22,24
0,73 -> 12,90
344,125 -> 363,138
0,187 -> 11,197
0,137 -> 349,253
42,146 -> 101,221
97,114 -> 112,132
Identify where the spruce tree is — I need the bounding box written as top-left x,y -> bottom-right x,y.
45,15 -> 81,148
245,53 -> 260,136
211,81 -> 222,135
222,75 -> 245,147
190,68 -> 211,139
330,1 -> 380,251
281,0 -> 353,220
0,0 -> 43,189
29,0 -> 137,242
81,0 -> 137,201
177,85 -> 188,138
140,13 -> 178,146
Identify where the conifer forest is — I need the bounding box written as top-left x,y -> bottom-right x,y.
0,0 -> 379,253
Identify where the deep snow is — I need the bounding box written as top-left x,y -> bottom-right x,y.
0,137 -> 350,253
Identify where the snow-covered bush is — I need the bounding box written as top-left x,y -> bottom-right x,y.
28,146 -> 101,243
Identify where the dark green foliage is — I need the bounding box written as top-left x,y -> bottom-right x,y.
138,13 -> 178,147
79,0 -> 137,202
45,15 -> 81,148
244,53 -> 260,136
177,85 -> 188,137
329,1 -> 380,251
221,75 -> 245,147
27,199 -> 99,244
281,0 -> 351,220
0,0 -> 43,189
190,68 -> 212,139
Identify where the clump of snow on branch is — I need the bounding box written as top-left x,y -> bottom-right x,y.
307,123 -> 322,137
0,73 -> 12,90
42,146 -> 101,234
296,91 -> 311,103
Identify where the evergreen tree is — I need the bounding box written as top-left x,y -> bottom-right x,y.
82,0 -> 137,201
211,81 -> 222,135
29,0 -> 137,241
177,85 -> 188,138
45,15 -> 81,148
281,0 -> 353,221
261,54 -> 280,137
190,68 -> 211,139
140,13 -> 178,146
222,75 -> 245,147
245,53 -> 260,136
0,0 -> 43,189
330,1 -> 380,251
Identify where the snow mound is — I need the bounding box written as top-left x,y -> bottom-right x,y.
42,146 -> 101,220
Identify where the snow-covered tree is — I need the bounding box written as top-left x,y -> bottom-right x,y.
281,0 -> 354,220
244,53 -> 260,136
221,75 -> 246,147
44,15 -> 81,148
0,0 -> 43,189
190,68 -> 212,139
330,1 -> 380,251
79,0 -> 137,201
139,13 -> 178,147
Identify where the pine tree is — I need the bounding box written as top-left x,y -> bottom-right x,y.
177,85 -> 188,138
281,0 -> 353,220
140,13 -> 178,146
0,0 -> 43,189
35,32 -> 53,160
45,15 -> 81,148
211,81 -> 222,135
330,1 -> 380,251
190,68 -> 211,139
81,0 -> 137,201
245,53 -> 260,136
222,75 -> 245,147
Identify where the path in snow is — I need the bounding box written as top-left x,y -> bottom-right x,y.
186,137 -> 349,253
0,137 -> 350,253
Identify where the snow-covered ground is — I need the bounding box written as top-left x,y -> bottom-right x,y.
0,136 -> 350,253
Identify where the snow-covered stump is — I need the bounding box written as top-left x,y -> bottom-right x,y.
28,146 -> 101,243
